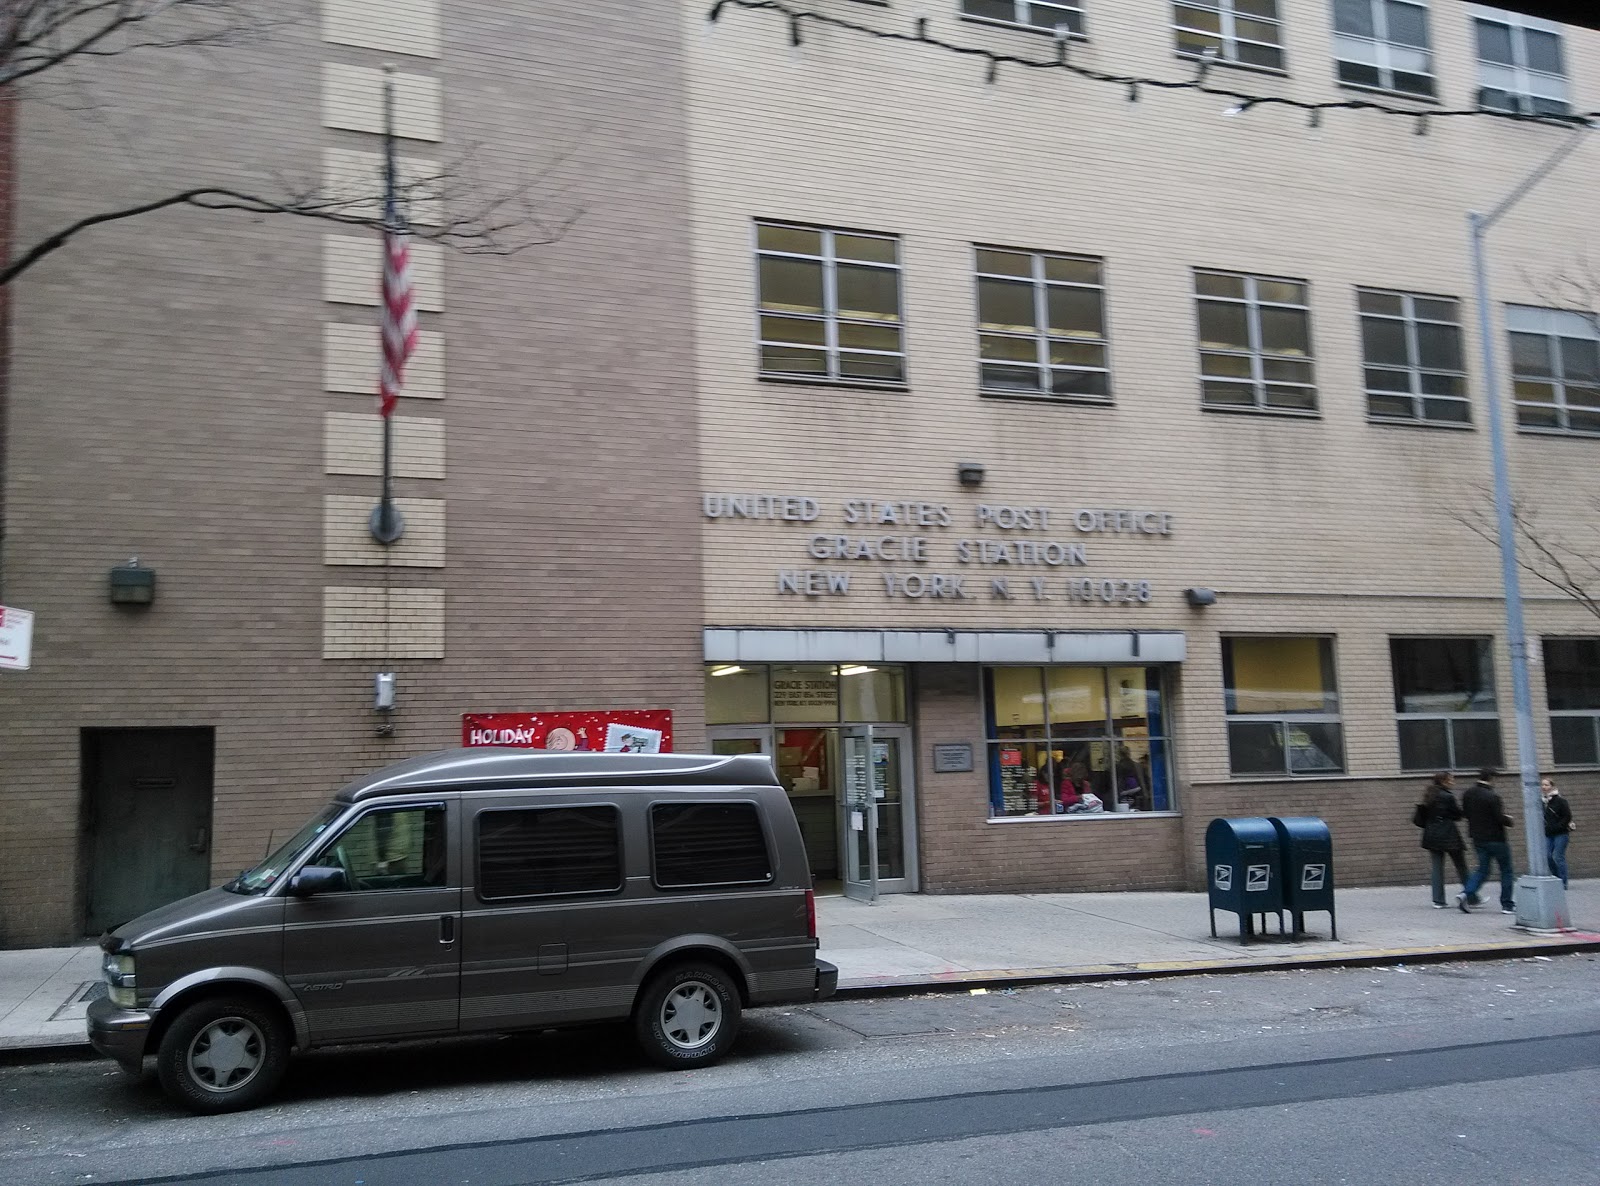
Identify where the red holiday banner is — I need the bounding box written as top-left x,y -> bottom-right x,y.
462,710 -> 673,754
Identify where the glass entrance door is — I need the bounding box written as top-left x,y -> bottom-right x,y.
841,727 -> 878,903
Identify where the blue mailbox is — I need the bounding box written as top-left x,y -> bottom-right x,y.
1205,817 -> 1284,942
1269,816 -> 1337,939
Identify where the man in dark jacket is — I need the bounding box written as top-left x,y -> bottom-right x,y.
1458,769 -> 1515,914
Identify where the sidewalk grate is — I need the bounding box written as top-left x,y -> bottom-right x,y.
46,981 -> 104,1023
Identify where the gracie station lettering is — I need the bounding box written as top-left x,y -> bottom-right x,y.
702,494 -> 1173,603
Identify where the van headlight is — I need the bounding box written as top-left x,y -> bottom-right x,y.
102,953 -> 136,1009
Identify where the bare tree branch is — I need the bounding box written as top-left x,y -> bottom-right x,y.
1452,489 -> 1600,623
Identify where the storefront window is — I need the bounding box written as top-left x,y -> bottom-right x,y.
985,666 -> 1174,818
1222,637 -> 1345,776
1390,637 -> 1503,771
705,664 -> 908,726
1544,637 -> 1600,767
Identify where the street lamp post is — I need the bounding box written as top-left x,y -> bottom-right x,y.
1467,126 -> 1588,932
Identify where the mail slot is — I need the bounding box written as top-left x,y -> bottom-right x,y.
1205,817 -> 1284,942
1269,816 -> 1337,939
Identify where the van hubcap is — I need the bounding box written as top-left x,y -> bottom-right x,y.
188,1017 -> 264,1092
659,981 -> 721,1050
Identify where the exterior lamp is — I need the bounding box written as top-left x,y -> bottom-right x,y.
108,558 -> 156,606
1184,587 -> 1217,608
374,672 -> 397,737
957,461 -> 986,487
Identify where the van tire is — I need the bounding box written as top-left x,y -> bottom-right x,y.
156,995 -> 290,1114
634,962 -> 741,1070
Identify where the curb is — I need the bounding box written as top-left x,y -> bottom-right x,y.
832,934 -> 1600,998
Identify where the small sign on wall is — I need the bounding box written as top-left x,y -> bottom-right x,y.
0,606 -> 34,672
932,743 -> 974,773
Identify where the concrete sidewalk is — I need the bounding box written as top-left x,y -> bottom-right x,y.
3,880 -> 1596,1054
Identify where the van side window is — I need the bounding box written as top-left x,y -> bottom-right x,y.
650,803 -> 773,889
313,806 -> 446,892
476,806 -> 622,899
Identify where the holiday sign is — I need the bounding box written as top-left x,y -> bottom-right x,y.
462,710 -> 673,753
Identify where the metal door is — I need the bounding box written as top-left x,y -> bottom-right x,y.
841,726 -> 879,903
81,727 -> 214,935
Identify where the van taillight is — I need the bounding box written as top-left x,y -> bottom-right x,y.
805,888 -> 817,940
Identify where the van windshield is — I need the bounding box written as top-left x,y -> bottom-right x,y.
224,805 -> 346,894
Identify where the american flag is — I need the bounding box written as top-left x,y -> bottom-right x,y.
379,191 -> 418,419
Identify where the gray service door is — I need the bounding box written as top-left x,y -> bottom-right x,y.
81,727 -> 215,935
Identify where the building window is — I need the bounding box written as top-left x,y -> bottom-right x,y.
1174,0 -> 1284,71
976,247 -> 1110,401
1222,637 -> 1345,776
961,1 -> 1084,36
1332,0 -> 1434,96
1195,270 -> 1316,413
1359,289 -> 1469,426
1506,305 -> 1600,437
1473,7 -> 1569,116
651,803 -> 773,888
1544,638 -> 1600,767
984,666 -> 1174,817
476,806 -> 623,900
1391,637 -> 1503,772
706,663 -> 908,726
756,222 -> 904,385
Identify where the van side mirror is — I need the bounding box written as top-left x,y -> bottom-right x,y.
288,865 -> 348,897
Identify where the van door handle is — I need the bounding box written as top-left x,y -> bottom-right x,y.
439,915 -> 456,945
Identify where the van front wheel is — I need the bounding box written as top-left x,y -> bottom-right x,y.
634,962 -> 741,1070
156,995 -> 289,1114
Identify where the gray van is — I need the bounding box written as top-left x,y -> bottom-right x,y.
87,748 -> 838,1113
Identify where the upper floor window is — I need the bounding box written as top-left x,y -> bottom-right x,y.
1545,638 -> 1600,767
1194,269 -> 1316,414
1223,637 -> 1344,776
961,1 -> 1084,36
976,247 -> 1110,402
1332,0 -> 1434,96
1359,289 -> 1469,426
1473,7 -> 1569,116
1391,637 -> 1503,772
1507,305 -> 1600,437
756,222 -> 904,386
1174,0 -> 1284,71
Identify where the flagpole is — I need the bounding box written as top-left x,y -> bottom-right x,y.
371,63 -> 404,545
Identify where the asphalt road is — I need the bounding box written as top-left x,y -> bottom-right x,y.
3,954 -> 1597,1185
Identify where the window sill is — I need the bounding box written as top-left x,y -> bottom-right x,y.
987,811 -> 1182,823
758,373 -> 910,394
1201,404 -> 1321,420
1335,79 -> 1440,104
960,16 -> 1088,41
1516,426 -> 1600,440
979,389 -> 1115,408
1368,416 -> 1475,431
1174,52 -> 1289,80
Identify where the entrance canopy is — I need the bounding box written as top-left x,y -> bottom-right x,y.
704,628 -> 1186,666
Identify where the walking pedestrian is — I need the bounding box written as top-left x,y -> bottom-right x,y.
1458,768 -> 1516,914
1414,772 -> 1469,908
1541,776 -> 1574,889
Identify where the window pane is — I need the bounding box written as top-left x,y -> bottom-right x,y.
1338,60 -> 1383,88
1225,637 -> 1337,714
1048,667 -> 1108,735
1044,256 -> 1101,285
1235,18 -> 1280,45
1561,336 -> 1600,383
1367,367 -> 1412,393
1047,286 -> 1104,338
1514,379 -> 1557,405
1419,371 -> 1465,397
760,315 -> 824,346
1544,638 -> 1600,710
1256,280 -> 1306,305
1517,403 -> 1561,429
757,224 -> 821,255
1234,0 -> 1278,17
1174,5 -> 1223,35
1414,297 -> 1457,321
979,277 -> 1037,333
1452,719 -> 1503,771
982,363 -> 1041,391
1228,720 -> 1286,775
1204,381 -> 1257,406
651,803 -> 772,888
1524,29 -> 1564,76
1261,356 -> 1311,382
1287,722 -> 1345,774
760,345 -> 826,375
771,664 -> 840,723
1264,384 -> 1316,410
1259,307 -> 1311,355
1385,0 -> 1428,47
835,234 -> 897,264
316,807 -> 444,890
1195,271 -> 1245,299
1203,351 -> 1253,378
759,257 -> 824,315
1109,667 -> 1160,733
835,264 -> 899,321
1415,322 -> 1462,370
976,248 -> 1031,277
477,807 -> 621,898
1568,385 -> 1600,408
1362,318 -> 1410,367
1370,393 -> 1414,418
1510,332 -> 1553,377
1333,0 -> 1374,38
1050,340 -> 1106,367
837,322 -> 900,350
1359,290 -> 1405,316
1398,718 -> 1449,772
839,352 -> 904,382
982,334 -> 1038,362
841,665 -> 907,722
1391,638 -> 1495,712
1050,368 -> 1110,397
706,664 -> 770,724
991,667 -> 1045,731
1198,301 -> 1251,350
1551,716 -> 1599,766
1423,398 -> 1471,423
1475,20 -> 1514,65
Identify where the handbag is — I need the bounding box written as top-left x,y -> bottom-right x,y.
1412,803 -> 1428,828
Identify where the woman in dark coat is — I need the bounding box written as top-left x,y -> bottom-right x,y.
1417,772 -> 1469,908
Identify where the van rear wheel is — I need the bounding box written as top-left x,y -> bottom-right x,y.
634,962 -> 741,1070
156,995 -> 289,1114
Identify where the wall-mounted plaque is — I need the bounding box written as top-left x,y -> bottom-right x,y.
932,743 -> 974,773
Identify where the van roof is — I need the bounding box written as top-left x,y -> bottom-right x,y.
336,748 -> 780,802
